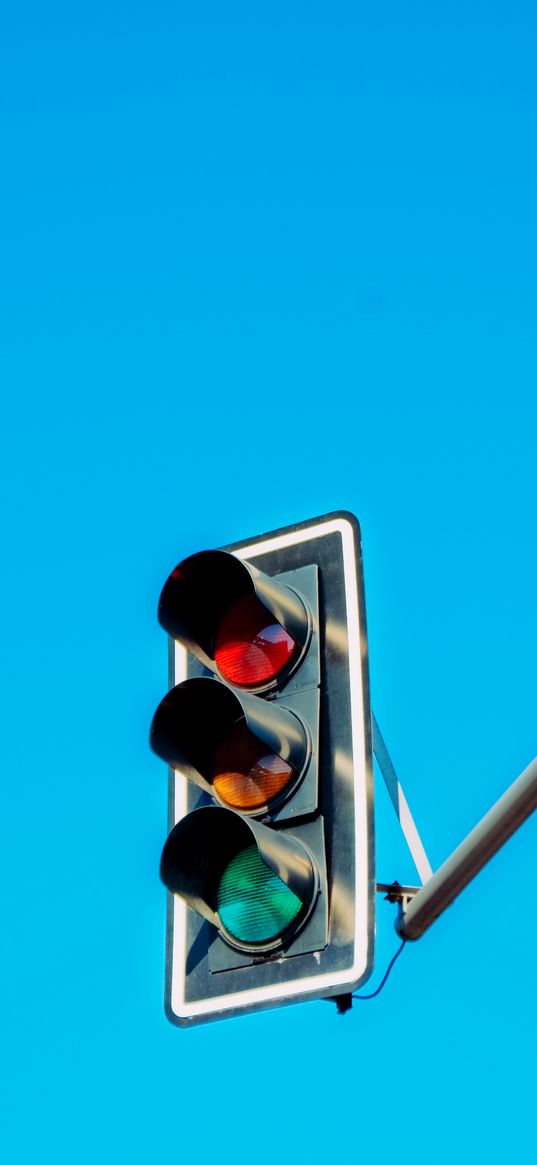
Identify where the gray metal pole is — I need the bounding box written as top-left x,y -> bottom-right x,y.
396,755 -> 537,941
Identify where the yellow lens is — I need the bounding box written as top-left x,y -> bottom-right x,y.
212,722 -> 295,810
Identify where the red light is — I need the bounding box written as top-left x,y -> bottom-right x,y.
214,593 -> 297,687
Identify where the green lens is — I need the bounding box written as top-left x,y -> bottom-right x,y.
217,845 -> 302,944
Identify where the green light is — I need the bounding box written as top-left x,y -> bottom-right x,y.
217,845 -> 302,944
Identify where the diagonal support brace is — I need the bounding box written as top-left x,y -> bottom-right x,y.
372,713 -> 433,885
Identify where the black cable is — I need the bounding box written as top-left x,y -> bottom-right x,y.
352,937 -> 406,1001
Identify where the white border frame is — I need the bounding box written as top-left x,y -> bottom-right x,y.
169,514 -> 370,1021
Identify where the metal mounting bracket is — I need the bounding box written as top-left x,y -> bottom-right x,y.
372,716 -> 537,942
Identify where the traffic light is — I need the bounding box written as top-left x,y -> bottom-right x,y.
150,511 -> 374,1025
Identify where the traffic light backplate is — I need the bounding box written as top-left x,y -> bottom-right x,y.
159,511 -> 374,1025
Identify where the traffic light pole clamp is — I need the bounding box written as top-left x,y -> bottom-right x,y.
372,718 -> 537,942
396,754 -> 537,941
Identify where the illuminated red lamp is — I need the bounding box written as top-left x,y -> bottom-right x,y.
214,593 -> 298,688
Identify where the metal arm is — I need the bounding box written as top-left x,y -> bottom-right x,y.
396,755 -> 537,941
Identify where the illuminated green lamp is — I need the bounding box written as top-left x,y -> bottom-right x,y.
160,806 -> 317,954
217,845 -> 302,944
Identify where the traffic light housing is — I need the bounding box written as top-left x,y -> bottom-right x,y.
150,511 -> 374,1024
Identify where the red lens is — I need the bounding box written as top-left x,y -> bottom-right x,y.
214,593 -> 297,687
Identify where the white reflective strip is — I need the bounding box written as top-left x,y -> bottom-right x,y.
169,515 -> 370,1019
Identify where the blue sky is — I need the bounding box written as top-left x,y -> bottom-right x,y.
2,3 -> 536,1162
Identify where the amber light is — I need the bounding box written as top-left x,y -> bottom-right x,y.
211,720 -> 296,811
214,593 -> 297,687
